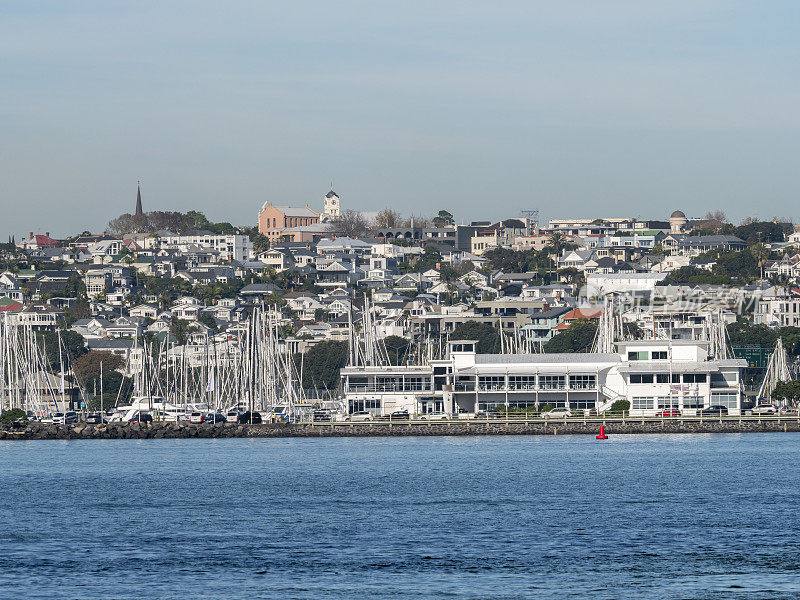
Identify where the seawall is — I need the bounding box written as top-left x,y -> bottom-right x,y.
2,418 -> 799,440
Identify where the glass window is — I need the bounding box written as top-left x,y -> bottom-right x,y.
656,374 -> 670,383
657,396 -> 680,409
628,351 -> 648,361
569,374 -> 596,390
478,376 -> 505,391
539,375 -> 565,390
652,351 -> 668,360
711,393 -> 738,409
632,396 -> 652,410
682,396 -> 703,409
630,374 -> 654,384
508,376 -> 536,391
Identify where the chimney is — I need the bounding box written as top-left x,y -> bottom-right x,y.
29,232 -> 33,239
46,232 -> 50,238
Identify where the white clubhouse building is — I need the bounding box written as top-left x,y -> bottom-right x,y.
340,340 -> 746,416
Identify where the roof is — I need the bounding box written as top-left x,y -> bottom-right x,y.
260,203 -> 319,218
670,210 -> 686,219
325,189 -> 338,198
474,353 -> 620,364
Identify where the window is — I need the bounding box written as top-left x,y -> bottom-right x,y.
656,374 -> 670,383
652,351 -> 668,360
628,351 -> 648,361
711,393 -> 738,409
509,376 -> 536,391
682,396 -> 703,409
657,396 -> 680,409
569,374 -> 596,390
630,374 -> 654,384
632,396 -> 653,410
539,375 -> 565,390
683,374 -> 707,384
478,376 -> 505,391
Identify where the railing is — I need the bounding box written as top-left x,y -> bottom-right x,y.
346,384 -> 432,393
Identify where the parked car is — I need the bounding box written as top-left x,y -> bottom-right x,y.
188,411 -> 205,424
542,408 -> 572,419
389,410 -> 410,419
225,410 -> 240,423
698,406 -> 728,416
85,412 -> 107,424
52,411 -> 79,425
238,411 -> 263,424
348,411 -> 374,422
312,410 -> 333,421
421,412 -> 449,420
129,412 -> 153,424
205,413 -> 227,424
751,404 -> 778,415
655,409 -> 681,417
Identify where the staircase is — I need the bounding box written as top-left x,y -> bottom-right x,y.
597,385 -> 625,413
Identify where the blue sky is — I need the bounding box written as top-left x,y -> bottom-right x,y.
2,1 -> 800,237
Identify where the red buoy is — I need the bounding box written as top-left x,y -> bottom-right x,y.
596,426 -> 608,440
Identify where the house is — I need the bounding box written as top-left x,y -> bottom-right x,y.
257,248 -> 295,272
521,307 -> 573,343
585,273 -> 669,297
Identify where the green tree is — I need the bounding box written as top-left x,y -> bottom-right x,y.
383,335 -> 412,365
450,321 -> 501,354
432,210 -> 455,228
72,351 -> 125,388
170,319 -> 193,345
726,321 -> 777,349
772,380 -> 800,405
543,321 -> 597,353
294,341 -> 349,390
35,330 -> 87,369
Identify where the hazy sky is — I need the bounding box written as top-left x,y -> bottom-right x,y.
2,1 -> 800,238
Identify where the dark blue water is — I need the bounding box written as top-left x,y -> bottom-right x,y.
1,434 -> 799,599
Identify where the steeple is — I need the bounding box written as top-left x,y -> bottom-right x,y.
135,181 -> 144,217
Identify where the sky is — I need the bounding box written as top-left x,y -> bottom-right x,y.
2,1 -> 800,238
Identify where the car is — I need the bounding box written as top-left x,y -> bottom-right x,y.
389,410 -> 410,420
348,411 -> 374,422
312,411 -> 333,421
238,411 -> 263,424
698,406 -> 728,416
751,404 -> 778,415
85,412 -> 107,424
51,411 -> 78,425
225,410 -> 240,423
421,412 -> 448,420
655,409 -> 681,417
129,412 -> 153,424
542,408 -> 572,419
188,411 -> 205,424
205,413 -> 227,424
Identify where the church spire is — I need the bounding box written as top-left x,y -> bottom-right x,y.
135,181 -> 143,217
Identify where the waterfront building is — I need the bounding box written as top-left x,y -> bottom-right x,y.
340,339 -> 745,417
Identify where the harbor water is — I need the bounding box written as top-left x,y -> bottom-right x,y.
1,434 -> 799,599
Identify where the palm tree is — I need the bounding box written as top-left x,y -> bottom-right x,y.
750,243 -> 769,280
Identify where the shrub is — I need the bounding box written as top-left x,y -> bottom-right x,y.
609,399 -> 630,413
1,408 -> 27,425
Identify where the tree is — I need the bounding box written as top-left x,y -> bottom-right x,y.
432,210 -> 455,228
543,321 -> 597,353
373,209 -> 403,229
35,330 -> 87,369
332,210 -> 370,238
450,321 -> 500,354
726,321 -> 777,349
383,335 -> 412,365
772,380 -> 800,405
72,351 -> 125,388
198,312 -> 218,333
701,210 -> 728,233
170,318 -> 194,345
749,243 -> 769,280
778,326 -> 800,357
294,341 -> 349,390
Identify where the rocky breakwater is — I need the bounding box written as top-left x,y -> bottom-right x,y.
1,417 -> 799,440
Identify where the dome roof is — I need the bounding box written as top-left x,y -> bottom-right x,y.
670,210 -> 686,219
